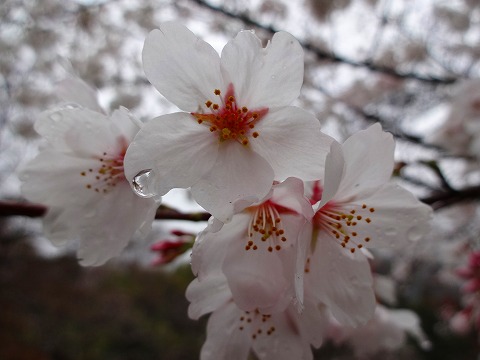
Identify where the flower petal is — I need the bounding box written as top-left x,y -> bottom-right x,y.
221,30 -> 304,109
251,107 -> 333,181
56,75 -> 104,113
270,177 -> 313,219
186,276 -> 232,320
19,150 -> 100,207
191,141 -> 274,222
77,182 -> 157,266
309,237 -> 376,327
223,238 -> 292,313
336,123 -> 395,202
200,301 -> 251,360
143,22 -> 223,112
347,182 -> 432,248
316,140 -> 344,209
124,112 -> 219,197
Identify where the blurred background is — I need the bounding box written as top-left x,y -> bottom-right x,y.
2,0 -> 480,359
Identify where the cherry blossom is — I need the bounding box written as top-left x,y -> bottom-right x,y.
186,225 -> 328,360
124,22 -> 332,222
304,124 -> 432,326
327,304 -> 431,357
19,76 -> 159,266
191,177 -> 313,314
426,79 -> 480,156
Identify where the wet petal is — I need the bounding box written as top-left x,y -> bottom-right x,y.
191,141 -> 274,223
124,112 -> 219,197
336,123 -> 395,202
251,107 -> 333,182
143,22 -> 223,112
221,31 -> 304,109
309,237 -> 376,327
201,301 -> 251,360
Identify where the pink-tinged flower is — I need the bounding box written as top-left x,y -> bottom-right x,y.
186,233 -> 329,360
304,124 -> 432,326
124,22 -> 332,222
450,250 -> 480,334
191,177 -> 313,314
327,304 -> 431,357
19,76 -> 159,266
150,231 -> 194,266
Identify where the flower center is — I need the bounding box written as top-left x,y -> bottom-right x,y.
191,83 -> 268,146
80,137 -> 128,194
313,202 -> 375,254
245,201 -> 289,253
238,309 -> 276,340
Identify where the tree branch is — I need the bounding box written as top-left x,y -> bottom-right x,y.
0,201 -> 210,222
191,0 -> 457,84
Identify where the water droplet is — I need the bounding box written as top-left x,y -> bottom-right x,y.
49,112 -> 62,121
420,339 -> 432,350
385,228 -> 397,236
271,75 -> 276,79
407,225 -> 424,241
132,169 -> 156,198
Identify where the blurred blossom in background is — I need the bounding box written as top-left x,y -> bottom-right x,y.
1,0 -> 480,359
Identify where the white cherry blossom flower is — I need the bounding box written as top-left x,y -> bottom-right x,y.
327,304 -> 431,357
19,77 -> 159,266
191,177 -> 313,314
304,124 -> 432,326
186,226 -> 328,360
124,22 -> 332,222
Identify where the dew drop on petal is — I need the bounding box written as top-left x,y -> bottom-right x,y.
132,169 -> 157,198
385,228 -> 397,236
407,225 -> 424,241
50,112 -> 62,122
420,340 -> 432,350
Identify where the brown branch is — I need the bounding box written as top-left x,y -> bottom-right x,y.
191,0 -> 457,85
420,186 -> 480,210
0,201 -> 210,221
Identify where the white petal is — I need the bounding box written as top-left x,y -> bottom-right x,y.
191,141 -> 274,222
191,215 -> 249,278
309,237 -> 376,327
270,177 -> 313,219
223,234 -> 292,314
43,207 -> 81,247
56,75 -> 103,113
250,107 -> 333,181
253,310 -> 312,360
221,31 -> 304,109
201,301 -> 251,360
143,23 -> 223,112
186,276 -> 232,320
19,150 -> 100,207
336,123 -> 395,202
109,107 -> 142,142
124,112 -> 219,197
316,140 -> 344,209
77,182 -> 157,266
347,182 -> 432,248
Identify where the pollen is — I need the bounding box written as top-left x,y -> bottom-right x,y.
81,139 -> 127,195
314,201 -> 376,255
246,201 -> 288,254
191,83 -> 268,145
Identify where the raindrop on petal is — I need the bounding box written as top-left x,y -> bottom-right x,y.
385,228 -> 397,236
407,225 -> 424,241
50,112 -> 62,121
132,169 -> 156,198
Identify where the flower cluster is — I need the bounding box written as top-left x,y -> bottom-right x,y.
450,250 -> 480,336
19,23 -> 433,359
